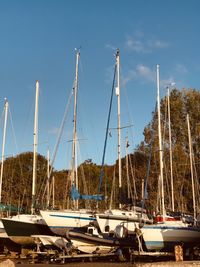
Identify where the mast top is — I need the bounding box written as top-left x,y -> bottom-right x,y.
75,47 -> 81,55
115,49 -> 120,57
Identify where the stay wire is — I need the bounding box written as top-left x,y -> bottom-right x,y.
98,62 -> 117,194
39,88 -> 74,203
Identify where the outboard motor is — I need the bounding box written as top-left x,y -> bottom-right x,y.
114,224 -> 128,238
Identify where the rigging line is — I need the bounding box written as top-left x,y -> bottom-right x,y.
65,171 -> 72,209
126,152 -> 134,203
8,107 -> 19,156
8,106 -> 25,210
76,139 -> 89,194
120,65 -> 135,148
192,145 -> 200,207
49,88 -> 74,177
128,153 -> 138,200
181,158 -> 189,212
41,154 -> 51,205
38,88 -> 74,202
41,185 -> 47,207
37,154 -> 53,203
36,161 -> 48,203
78,53 -> 102,164
8,105 -> 28,206
0,107 -> 4,128
163,160 -> 171,209
98,61 -> 117,194
163,95 -> 168,148
163,96 -> 171,207
142,103 -> 157,210
109,166 -> 116,210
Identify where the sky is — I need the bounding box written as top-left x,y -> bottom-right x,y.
0,0 -> 200,171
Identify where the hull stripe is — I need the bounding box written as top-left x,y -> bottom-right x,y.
49,214 -> 96,221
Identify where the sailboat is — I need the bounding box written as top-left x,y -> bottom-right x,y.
140,65 -> 200,253
40,50 -> 98,237
95,50 -> 152,236
61,50 -> 154,255
2,81 -> 53,247
0,99 -> 22,252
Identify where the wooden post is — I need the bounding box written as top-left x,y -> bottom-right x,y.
174,245 -> 183,261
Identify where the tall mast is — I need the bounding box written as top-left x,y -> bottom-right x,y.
157,65 -> 165,219
187,114 -> 196,221
31,80 -> 39,214
167,87 -> 174,211
0,99 -> 8,203
115,50 -> 122,209
71,50 -> 80,209
52,176 -> 55,209
46,149 -> 50,208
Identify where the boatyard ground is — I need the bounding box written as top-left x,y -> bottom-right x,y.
0,260 -> 198,266
12,261 -> 200,266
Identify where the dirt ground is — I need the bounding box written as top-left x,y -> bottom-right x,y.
13,261 -> 200,266
2,258 -> 200,266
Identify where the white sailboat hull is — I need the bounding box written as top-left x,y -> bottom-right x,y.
142,223 -> 200,251
2,214 -> 53,246
96,209 -> 152,234
40,210 -> 95,236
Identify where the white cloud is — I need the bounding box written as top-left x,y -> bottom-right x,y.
175,64 -> 188,74
125,34 -> 170,53
148,40 -> 169,49
125,37 -> 146,53
121,69 -> 137,86
136,64 -> 155,82
105,43 -> 117,51
159,78 -> 176,90
121,64 -> 176,89
120,64 -> 155,86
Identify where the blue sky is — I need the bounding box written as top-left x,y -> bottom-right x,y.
0,0 -> 200,170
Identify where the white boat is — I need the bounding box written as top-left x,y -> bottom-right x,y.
96,207 -> 152,234
2,214 -> 52,246
40,209 -> 96,236
141,215 -> 200,251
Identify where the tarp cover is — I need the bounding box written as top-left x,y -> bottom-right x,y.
71,184 -> 104,201
0,203 -> 21,212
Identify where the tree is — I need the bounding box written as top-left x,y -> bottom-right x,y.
141,88 -> 200,214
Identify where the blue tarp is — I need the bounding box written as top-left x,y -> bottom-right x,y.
71,185 -> 104,201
